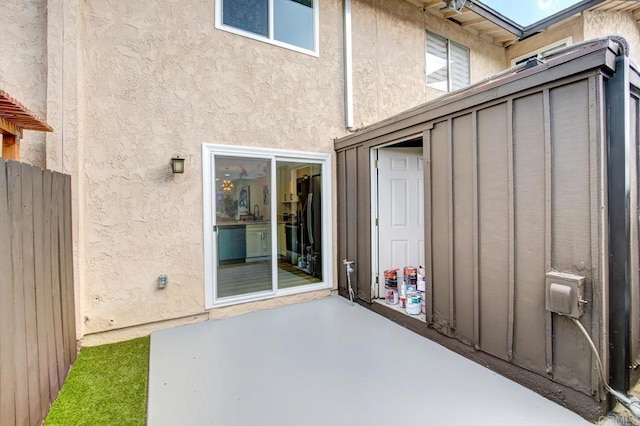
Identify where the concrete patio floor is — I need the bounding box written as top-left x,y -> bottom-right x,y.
147,296 -> 591,425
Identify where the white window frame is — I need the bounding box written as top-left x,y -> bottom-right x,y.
202,143 -> 332,309
215,0 -> 320,57
510,37 -> 573,67
425,31 -> 471,93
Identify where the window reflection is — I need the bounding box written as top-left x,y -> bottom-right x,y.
274,0 -> 314,51
276,161 -> 322,289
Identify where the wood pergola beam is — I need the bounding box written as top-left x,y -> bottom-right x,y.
0,116 -> 20,136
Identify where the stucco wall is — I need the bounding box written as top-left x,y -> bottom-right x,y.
79,0 -> 346,335
352,0 -> 506,128
583,10 -> 640,65
0,0 -> 48,167
506,16 -> 584,66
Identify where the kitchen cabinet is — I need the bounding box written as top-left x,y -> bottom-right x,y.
218,225 -> 246,264
246,223 -> 271,259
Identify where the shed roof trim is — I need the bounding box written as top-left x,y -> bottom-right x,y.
0,89 -> 53,133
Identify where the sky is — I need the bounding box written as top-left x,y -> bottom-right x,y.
479,0 -> 585,27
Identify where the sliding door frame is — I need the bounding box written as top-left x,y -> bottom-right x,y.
203,144 -> 333,309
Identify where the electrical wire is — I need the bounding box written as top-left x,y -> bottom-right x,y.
570,317 -> 640,419
570,317 -> 613,393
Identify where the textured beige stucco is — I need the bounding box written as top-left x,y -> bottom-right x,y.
82,289 -> 334,346
79,0 -> 345,336
0,0 -> 48,167
583,10 -> 640,64
352,0 -> 505,128
506,16 -> 584,66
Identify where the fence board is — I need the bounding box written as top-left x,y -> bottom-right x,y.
64,175 -> 76,363
21,164 -> 42,424
32,169 -> 51,418
50,173 -> 66,385
0,161 -> 16,426
8,161 -> 30,425
42,170 -> 59,399
56,174 -> 70,370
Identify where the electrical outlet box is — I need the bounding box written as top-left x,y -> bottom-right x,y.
158,274 -> 168,289
545,272 -> 585,318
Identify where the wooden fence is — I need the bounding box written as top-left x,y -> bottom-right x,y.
0,159 -> 76,426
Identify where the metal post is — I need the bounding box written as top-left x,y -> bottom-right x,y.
606,53 -> 631,396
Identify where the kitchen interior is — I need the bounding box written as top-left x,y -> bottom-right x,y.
215,156 -> 322,299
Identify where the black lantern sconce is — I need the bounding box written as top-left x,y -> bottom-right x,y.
171,156 -> 185,174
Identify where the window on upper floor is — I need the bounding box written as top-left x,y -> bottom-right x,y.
426,31 -> 470,92
510,37 -> 573,67
216,0 -> 318,56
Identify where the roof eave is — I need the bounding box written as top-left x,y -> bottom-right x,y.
520,0 -> 608,39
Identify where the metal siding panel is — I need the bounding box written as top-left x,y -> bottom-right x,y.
337,151 -> 347,293
431,121 -> 452,333
478,103 -> 510,360
452,113 -> 474,344
589,75 -> 607,397
512,93 -> 547,375
345,149 -> 359,298
357,146 -> 371,302
424,130 -> 434,323
631,94 -> 640,367
550,81 -> 593,393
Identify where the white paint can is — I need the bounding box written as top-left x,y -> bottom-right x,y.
385,286 -> 398,305
418,266 -> 426,292
420,291 -> 426,314
406,292 -> 421,315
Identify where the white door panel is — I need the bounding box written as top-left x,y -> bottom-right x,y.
377,148 -> 424,298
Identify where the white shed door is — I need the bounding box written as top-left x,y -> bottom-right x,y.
377,147 -> 424,297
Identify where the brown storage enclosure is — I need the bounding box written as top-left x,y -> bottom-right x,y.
335,37 -> 640,420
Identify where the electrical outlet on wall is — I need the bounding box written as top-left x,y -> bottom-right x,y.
158,274 -> 168,289
545,272 -> 586,318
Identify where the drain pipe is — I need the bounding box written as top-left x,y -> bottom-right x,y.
344,0 -> 355,131
343,259 -> 355,305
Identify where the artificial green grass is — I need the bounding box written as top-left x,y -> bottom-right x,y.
45,336 -> 150,426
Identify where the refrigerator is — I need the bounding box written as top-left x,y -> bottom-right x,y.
297,174 -> 322,279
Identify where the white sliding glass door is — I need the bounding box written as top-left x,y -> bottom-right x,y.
203,145 -> 332,308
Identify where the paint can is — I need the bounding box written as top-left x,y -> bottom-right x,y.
385,286 -> 398,305
399,295 -> 406,308
420,291 -> 426,314
404,266 -> 418,287
406,291 -> 421,315
417,266 -> 426,292
384,269 -> 398,288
